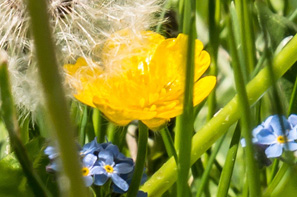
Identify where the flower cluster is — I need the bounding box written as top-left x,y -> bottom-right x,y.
44,138 -> 138,193
241,115 -> 297,158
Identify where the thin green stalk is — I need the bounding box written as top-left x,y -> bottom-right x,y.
79,106 -> 88,145
176,0 -> 196,195
141,33 -> 297,197
289,8 -> 297,21
92,109 -> 108,143
0,57 -> 50,196
217,123 -> 241,197
235,0 -> 256,76
160,127 -> 177,161
288,76 -> 297,115
267,159 -> 279,184
196,135 -> 226,197
126,121 -> 148,197
207,0 -> 220,119
228,16 -> 260,196
25,0 -> 88,196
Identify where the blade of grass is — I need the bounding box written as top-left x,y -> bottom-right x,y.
141,33 -> 297,197
25,0 -> 88,196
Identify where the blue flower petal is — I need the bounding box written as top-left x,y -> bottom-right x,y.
262,115 -> 274,127
288,114 -> 297,127
105,144 -> 120,156
114,163 -> 134,174
270,115 -> 290,136
287,128 -> 297,140
99,150 -> 114,165
94,174 -> 109,186
111,173 -> 129,191
265,144 -> 283,158
90,166 -> 104,175
284,142 -> 297,151
252,125 -> 264,137
256,129 -> 276,144
84,176 -> 93,187
44,146 -> 58,159
83,154 -> 97,168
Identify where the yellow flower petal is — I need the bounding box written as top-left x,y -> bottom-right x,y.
193,76 -> 217,106
64,29 -> 216,130
142,118 -> 168,131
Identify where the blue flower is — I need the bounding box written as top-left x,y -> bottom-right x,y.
81,154 -> 101,186
80,137 -> 102,156
241,115 -> 275,147
94,150 -> 134,191
44,146 -> 58,160
256,115 -> 297,158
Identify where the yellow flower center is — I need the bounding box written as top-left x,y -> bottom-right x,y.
104,165 -> 114,173
82,167 -> 90,176
277,136 -> 287,144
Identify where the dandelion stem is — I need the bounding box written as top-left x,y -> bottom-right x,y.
126,121 -> 148,197
25,0 -> 88,196
141,33 -> 297,197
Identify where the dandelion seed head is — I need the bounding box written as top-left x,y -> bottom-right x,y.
1,0 -> 164,117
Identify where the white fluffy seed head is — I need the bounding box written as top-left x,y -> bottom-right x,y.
1,0 -> 164,117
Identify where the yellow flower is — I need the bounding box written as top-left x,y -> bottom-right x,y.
64,29 -> 216,130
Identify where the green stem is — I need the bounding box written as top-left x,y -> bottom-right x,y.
288,76 -> 297,115
217,123 -> 241,197
176,0 -> 196,195
92,109 -> 108,143
267,159 -> 279,184
126,121 -> 148,197
235,0 -> 256,76
141,34 -> 297,196
207,0 -> 220,119
25,0 -> 88,196
228,17 -> 260,196
196,135 -> 226,197
160,127 -> 177,161
0,57 -> 50,197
